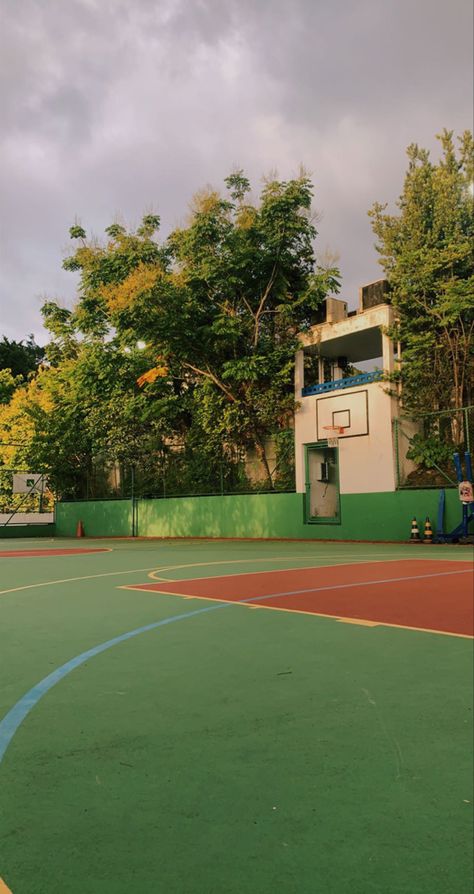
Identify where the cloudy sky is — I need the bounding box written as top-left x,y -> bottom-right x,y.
1,0 -> 472,344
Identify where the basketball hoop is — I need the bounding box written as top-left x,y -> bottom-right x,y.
322,425 -> 345,447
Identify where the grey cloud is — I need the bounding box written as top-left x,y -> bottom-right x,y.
0,0 -> 472,343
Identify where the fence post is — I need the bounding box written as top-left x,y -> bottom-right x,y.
393,418 -> 400,488
130,465 -> 136,537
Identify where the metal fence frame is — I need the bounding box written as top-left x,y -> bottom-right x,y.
394,405 -> 473,489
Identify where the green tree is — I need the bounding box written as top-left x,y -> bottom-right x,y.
64,172 -> 339,485
0,335 -> 44,378
0,368 -> 23,404
2,171 -> 339,496
369,130 -> 474,441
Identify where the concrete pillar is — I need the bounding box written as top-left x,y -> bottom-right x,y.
295,349 -> 304,397
318,357 -> 324,384
382,331 -> 394,373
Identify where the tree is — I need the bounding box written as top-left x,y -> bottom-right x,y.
0,368 -> 23,404
369,130 -> 474,441
1,171 -> 339,496
0,335 -> 44,378
63,171 -> 339,486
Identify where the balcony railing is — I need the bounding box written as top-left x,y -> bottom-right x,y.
302,370 -> 383,396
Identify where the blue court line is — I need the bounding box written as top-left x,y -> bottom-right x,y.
0,601 -> 230,765
1,566 -> 470,765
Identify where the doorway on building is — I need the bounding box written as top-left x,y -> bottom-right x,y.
304,443 -> 340,523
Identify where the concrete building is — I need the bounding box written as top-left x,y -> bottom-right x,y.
294,280 -> 415,525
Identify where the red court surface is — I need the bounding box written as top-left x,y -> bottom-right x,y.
0,548 -> 110,558
127,559 -> 474,637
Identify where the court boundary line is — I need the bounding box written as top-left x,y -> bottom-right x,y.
0,557 -> 374,598
123,565 -> 473,597
0,600 -> 233,765
0,547 -> 113,559
146,555 -> 408,581
146,556 -> 465,583
0,566 -> 171,598
121,565 -> 473,639
1,564 -> 472,768
132,589 -> 471,639
0,553 -> 417,598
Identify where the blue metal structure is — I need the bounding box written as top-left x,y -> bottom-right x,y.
302,370 -> 383,397
434,451 -> 474,543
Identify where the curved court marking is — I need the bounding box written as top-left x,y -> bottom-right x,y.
0,565 -> 176,598
2,564 -> 472,766
146,554 -> 417,581
123,566 -> 474,639
130,567 -> 473,603
0,547 -> 113,559
0,553 -> 404,598
0,600 -> 231,765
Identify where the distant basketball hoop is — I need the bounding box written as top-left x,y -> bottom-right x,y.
322,425 -> 346,447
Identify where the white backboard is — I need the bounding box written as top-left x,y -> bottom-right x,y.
316,390 -> 369,441
12,473 -> 47,494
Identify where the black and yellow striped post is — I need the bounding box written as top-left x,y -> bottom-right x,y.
409,517 -> 421,542
423,517 -> 433,544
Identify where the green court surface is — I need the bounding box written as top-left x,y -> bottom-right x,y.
0,538 -> 472,893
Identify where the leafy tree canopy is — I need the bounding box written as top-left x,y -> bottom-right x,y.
369,129 -> 474,424
0,171 -> 340,495
61,170 -> 339,483
0,335 -> 44,379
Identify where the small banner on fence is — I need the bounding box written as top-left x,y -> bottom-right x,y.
458,481 -> 474,503
12,473 -> 47,495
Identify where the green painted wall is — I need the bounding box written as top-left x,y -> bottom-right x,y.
55,489 -> 464,542
55,500 -> 133,538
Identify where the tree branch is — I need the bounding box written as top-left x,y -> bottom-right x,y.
182,361 -> 238,403
253,262 -> 278,347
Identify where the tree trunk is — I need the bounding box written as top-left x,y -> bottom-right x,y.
253,431 -> 274,488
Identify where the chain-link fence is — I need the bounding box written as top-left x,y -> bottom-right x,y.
394,405 -> 474,488
31,431 -> 296,502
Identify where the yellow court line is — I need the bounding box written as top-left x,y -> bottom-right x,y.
0,878 -> 13,893
0,565 -> 169,597
0,555 -> 400,598
0,547 -> 114,559
146,555 -> 407,582
258,602 -> 474,639
2,553 -> 469,600
120,585 -> 201,598
338,617 -> 379,627
120,585 -> 474,639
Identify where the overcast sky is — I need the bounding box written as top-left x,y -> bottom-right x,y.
0,0 -> 472,344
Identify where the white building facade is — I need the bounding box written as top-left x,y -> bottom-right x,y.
294,282 -> 415,524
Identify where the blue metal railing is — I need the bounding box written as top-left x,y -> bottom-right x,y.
302,370 -> 383,396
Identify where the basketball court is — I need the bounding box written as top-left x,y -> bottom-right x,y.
0,537 -> 472,893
